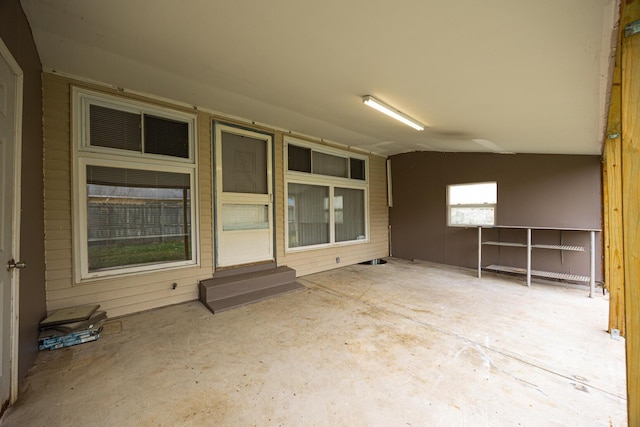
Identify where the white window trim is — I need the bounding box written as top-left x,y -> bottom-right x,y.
76,88 -> 196,164
72,87 -> 199,282
284,137 -> 369,252
447,181 -> 497,227
285,137 -> 368,182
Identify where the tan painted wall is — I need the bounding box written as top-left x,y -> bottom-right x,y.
42,73 -> 389,318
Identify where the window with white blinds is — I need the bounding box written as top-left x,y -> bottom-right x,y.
73,88 -> 198,280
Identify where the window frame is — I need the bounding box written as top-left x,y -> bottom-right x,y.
78,90 -> 195,164
446,181 -> 497,227
284,137 -> 369,252
72,87 -> 199,282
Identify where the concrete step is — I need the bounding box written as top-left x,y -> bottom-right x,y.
201,281 -> 304,314
199,266 -> 303,314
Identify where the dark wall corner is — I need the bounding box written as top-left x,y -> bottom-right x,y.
0,0 -> 47,384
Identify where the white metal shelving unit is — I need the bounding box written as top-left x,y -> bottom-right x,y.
477,226 -> 599,297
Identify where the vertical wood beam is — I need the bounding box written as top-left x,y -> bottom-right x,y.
621,0 -> 640,424
604,0 -> 625,336
604,138 -> 625,336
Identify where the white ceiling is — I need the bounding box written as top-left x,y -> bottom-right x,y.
21,0 -> 619,156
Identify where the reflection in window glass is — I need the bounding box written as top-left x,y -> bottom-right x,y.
287,183 -> 329,247
450,207 -> 495,226
86,165 -> 192,271
334,187 -> 365,242
312,151 -> 348,178
222,204 -> 268,231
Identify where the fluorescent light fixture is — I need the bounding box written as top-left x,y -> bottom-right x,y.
362,95 -> 425,131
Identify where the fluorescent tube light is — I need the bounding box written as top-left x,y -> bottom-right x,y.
362,95 -> 425,131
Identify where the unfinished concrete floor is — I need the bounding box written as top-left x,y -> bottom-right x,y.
1,258 -> 627,426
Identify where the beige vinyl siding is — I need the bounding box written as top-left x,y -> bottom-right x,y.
274,132 -> 286,257
275,136 -> 389,277
42,73 -> 215,318
43,74 -> 73,296
196,110 -> 214,272
42,72 -> 389,317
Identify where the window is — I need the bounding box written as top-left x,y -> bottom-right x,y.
74,88 -> 198,280
288,183 -> 329,247
447,182 -> 497,226
287,143 -> 366,180
285,138 -> 368,250
334,187 -> 365,242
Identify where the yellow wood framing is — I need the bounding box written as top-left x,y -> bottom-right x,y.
604,138 -> 625,336
604,1 -> 640,423
620,0 -> 640,424
603,0 -> 625,335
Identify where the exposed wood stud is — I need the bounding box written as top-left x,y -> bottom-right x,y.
620,1 -> 640,424
604,0 -> 625,335
604,139 -> 625,336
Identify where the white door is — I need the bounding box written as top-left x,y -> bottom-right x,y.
215,125 -> 273,267
0,39 -> 23,409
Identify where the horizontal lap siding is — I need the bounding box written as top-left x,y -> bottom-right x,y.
43,74 -> 73,298
42,74 -> 215,318
197,111 -> 214,271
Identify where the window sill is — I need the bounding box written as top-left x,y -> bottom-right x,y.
76,260 -> 200,284
285,238 -> 369,254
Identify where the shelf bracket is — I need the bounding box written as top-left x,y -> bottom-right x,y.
526,228 -> 532,287
589,231 -> 595,298
477,226 -> 482,278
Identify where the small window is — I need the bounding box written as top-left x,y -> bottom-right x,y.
312,152 -> 348,178
144,115 -> 189,158
288,144 -> 311,173
448,182 -> 497,226
90,105 -> 141,152
286,143 -> 366,182
350,158 -> 365,180
88,104 -> 191,160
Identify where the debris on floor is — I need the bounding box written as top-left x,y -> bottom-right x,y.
38,304 -> 107,351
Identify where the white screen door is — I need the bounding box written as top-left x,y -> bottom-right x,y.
215,125 -> 273,267
0,39 -> 23,409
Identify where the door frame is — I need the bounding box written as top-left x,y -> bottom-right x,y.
0,37 -> 23,407
213,122 -> 275,268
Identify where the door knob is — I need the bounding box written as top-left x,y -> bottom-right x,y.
7,259 -> 26,271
